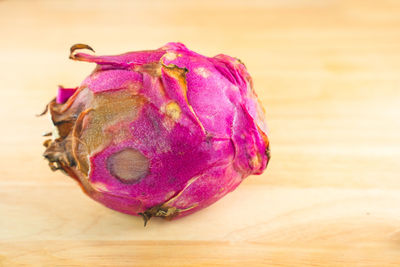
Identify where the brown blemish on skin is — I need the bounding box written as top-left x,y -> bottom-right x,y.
107,148 -> 149,183
133,62 -> 162,77
107,122 -> 133,144
71,108 -> 93,174
43,86 -> 147,179
121,80 -> 142,94
75,90 -> 147,175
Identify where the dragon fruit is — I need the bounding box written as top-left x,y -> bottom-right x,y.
42,42 -> 270,224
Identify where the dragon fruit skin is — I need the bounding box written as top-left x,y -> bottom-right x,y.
43,43 -> 270,223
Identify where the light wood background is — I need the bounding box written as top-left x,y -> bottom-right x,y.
1,0 -> 400,266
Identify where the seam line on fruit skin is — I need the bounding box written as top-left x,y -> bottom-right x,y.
145,157 -> 233,214
163,174 -> 202,206
138,159 -> 235,225
164,157 -> 235,206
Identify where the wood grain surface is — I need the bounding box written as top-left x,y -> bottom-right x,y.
1,0 -> 400,266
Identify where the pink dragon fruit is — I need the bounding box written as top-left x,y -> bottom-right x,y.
42,43 -> 270,224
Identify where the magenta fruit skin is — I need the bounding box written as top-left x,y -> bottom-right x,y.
43,42 -> 270,222
56,86 -> 77,104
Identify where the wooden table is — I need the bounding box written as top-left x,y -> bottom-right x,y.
1,0 -> 400,266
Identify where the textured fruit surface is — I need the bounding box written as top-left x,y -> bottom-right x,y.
43,43 -> 270,223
